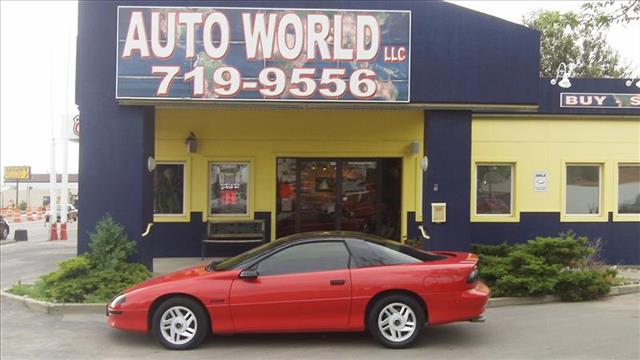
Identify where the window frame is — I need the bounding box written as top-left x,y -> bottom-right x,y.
153,161 -> 187,217
562,162 -> 606,222
208,160 -> 251,218
251,240 -> 352,277
614,162 -> 640,222
473,162 -> 515,218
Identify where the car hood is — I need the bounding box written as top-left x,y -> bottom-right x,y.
124,265 -> 208,293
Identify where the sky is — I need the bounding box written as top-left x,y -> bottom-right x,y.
0,1 -> 638,184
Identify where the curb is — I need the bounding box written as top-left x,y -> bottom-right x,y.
2,284 -> 639,315
0,289 -> 106,315
487,284 -> 640,308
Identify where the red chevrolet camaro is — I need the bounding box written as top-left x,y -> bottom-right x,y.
107,231 -> 489,350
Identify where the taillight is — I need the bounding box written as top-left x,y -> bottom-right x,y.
466,266 -> 479,284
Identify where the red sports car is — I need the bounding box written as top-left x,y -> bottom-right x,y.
107,231 -> 489,350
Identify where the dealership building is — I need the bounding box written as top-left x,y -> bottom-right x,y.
76,1 -> 640,269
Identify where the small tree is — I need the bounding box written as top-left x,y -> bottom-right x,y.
88,214 -> 136,271
523,10 -> 631,78
581,0 -> 640,29
18,201 -> 28,211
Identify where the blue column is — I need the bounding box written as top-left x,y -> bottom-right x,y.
76,1 -> 154,268
422,110 -> 472,251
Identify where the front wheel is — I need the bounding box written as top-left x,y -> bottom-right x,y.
152,296 -> 209,350
368,294 -> 425,348
1,227 -> 8,240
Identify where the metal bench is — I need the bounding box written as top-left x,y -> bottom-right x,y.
201,219 -> 265,259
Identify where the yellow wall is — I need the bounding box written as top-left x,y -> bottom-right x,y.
471,117 -> 640,222
155,108 -> 424,240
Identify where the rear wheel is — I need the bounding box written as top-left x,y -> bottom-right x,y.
368,294 -> 425,348
152,296 -> 209,350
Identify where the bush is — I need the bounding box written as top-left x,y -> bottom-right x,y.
88,214 -> 136,271
41,256 -> 93,302
517,231 -> 593,267
471,242 -> 512,257
18,201 -> 27,211
10,215 -> 152,303
555,270 -> 612,301
472,231 -> 615,301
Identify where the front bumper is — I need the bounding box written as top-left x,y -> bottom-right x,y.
106,305 -> 148,333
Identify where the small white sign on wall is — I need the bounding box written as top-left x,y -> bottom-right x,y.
534,172 -> 548,192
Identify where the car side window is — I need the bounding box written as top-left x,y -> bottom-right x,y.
348,239 -> 424,268
256,241 -> 350,276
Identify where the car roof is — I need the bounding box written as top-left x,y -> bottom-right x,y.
276,231 -> 393,244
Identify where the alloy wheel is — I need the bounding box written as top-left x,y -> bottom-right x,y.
377,302 -> 417,343
159,306 -> 198,345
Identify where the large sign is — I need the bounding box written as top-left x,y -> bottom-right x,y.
116,7 -> 411,103
4,166 -> 31,180
560,93 -> 640,109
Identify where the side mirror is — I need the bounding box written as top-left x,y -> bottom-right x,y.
239,269 -> 259,279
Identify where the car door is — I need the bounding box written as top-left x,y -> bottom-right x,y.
229,240 -> 352,332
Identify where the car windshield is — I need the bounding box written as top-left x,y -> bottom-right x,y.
207,238 -> 289,271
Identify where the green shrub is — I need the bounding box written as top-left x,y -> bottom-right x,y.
85,263 -> 151,302
471,242 -> 512,257
18,201 -> 27,211
38,259 -> 151,303
517,231 -> 593,267
491,250 -> 561,297
88,214 -> 137,271
472,231 -> 615,301
12,215 -> 152,303
40,255 -> 91,302
555,270 -> 612,301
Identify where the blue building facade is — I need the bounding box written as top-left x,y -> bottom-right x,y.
76,1 -> 640,269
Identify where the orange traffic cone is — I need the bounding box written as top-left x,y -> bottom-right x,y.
50,222 -> 59,241
60,223 -> 68,240
27,207 -> 34,221
36,207 -> 43,221
13,208 -> 21,223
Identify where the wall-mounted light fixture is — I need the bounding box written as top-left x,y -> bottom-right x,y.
186,132 -> 198,153
420,155 -> 429,172
625,78 -> 640,89
147,156 -> 156,172
550,62 -> 572,88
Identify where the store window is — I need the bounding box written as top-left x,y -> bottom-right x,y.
210,162 -> 249,215
618,164 -> 640,214
566,164 -> 601,215
476,164 -> 513,215
153,163 -> 185,215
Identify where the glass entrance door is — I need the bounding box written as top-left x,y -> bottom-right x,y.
276,158 -> 401,239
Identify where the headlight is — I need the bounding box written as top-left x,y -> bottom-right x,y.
109,294 -> 127,308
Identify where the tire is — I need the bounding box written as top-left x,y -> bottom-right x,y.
152,296 -> 209,350
368,294 -> 425,349
1,227 -> 8,240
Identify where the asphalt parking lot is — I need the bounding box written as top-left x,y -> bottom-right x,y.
1,226 -> 639,360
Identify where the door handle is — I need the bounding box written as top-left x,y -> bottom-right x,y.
330,279 -> 346,285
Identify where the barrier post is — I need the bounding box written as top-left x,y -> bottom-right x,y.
50,222 -> 59,241
60,222 -> 68,241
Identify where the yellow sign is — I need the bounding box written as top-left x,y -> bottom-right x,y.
3,166 -> 31,180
